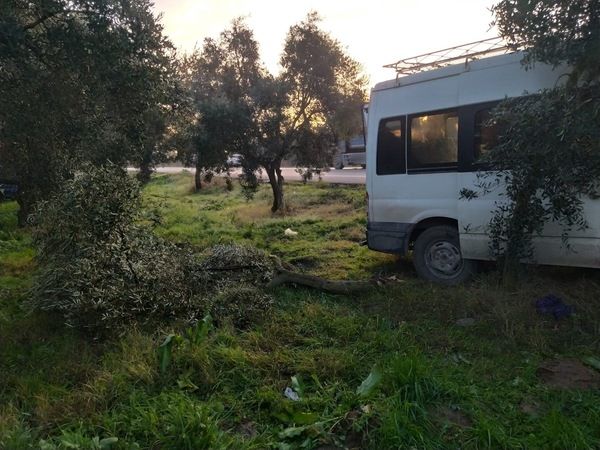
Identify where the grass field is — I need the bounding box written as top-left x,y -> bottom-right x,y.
1,173 -> 600,449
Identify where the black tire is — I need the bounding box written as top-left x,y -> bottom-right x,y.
334,161 -> 344,170
413,225 -> 476,285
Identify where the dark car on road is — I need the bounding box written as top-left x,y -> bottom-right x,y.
0,182 -> 18,201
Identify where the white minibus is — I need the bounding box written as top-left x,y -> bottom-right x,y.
366,50 -> 600,284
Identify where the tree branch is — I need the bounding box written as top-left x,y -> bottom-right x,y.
23,9 -> 89,31
267,270 -> 374,294
267,255 -> 374,294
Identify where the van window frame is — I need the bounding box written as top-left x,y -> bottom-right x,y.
406,107 -> 460,174
376,115 -> 407,176
458,100 -> 502,172
373,101 -> 506,176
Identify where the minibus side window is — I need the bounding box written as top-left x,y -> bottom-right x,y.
474,108 -> 498,160
408,110 -> 458,171
376,117 -> 406,175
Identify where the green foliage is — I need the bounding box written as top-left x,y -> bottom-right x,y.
158,334 -> 178,374
185,314 -> 214,346
356,366 -> 383,397
238,165 -> 261,201
199,243 -> 276,288
158,315 -> 213,374
29,165 -> 206,335
178,20 -> 259,191
493,0 -> 600,82
35,392 -> 229,449
0,0 -> 180,222
478,1 -> 600,268
384,354 -> 440,403
280,11 -> 367,148
39,434 -> 118,450
187,14 -> 366,211
475,86 -> 600,263
4,177 -> 600,448
109,392 -> 227,449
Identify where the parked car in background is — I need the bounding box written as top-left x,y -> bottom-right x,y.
334,135 -> 366,169
226,153 -> 243,167
0,182 -> 18,201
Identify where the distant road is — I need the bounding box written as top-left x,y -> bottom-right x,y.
149,166 -> 366,185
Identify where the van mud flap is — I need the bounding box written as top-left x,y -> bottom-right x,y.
366,222 -> 411,255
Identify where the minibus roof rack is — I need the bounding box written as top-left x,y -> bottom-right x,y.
384,37 -> 512,76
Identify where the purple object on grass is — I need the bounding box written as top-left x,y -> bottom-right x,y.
535,294 -> 574,320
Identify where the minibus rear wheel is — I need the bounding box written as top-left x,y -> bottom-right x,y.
413,225 -> 476,284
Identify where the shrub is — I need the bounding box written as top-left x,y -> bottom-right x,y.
29,164 -> 207,336
203,171 -> 214,183
199,244 -> 276,289
210,285 -> 274,329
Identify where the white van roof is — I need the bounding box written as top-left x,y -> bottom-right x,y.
373,51 -> 526,92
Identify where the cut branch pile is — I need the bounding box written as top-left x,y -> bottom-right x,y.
200,244 -> 375,295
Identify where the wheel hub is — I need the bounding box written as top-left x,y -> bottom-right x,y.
425,240 -> 463,277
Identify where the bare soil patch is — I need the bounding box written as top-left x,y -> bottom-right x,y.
431,406 -> 473,428
536,358 -> 600,389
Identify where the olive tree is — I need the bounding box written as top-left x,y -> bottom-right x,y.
493,0 -> 600,82
179,30 -> 256,191
252,12 -> 367,212
187,14 -> 366,211
468,1 -> 600,270
0,0 -> 179,223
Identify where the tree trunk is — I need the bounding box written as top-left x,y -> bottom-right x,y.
266,162 -> 284,212
137,160 -> 153,184
136,145 -> 155,184
194,159 -> 202,191
16,187 -> 32,227
502,188 -> 533,285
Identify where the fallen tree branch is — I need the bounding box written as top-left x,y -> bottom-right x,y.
267,255 -> 374,294
267,270 -> 374,294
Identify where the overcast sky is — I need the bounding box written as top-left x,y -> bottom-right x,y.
153,0 -> 499,86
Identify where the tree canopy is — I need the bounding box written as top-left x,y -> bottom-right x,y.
493,0 -> 600,81
0,0 -> 180,223
179,19 -> 260,191
186,13 -> 367,211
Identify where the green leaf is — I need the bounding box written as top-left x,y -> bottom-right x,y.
158,334 -> 176,374
291,375 -> 304,397
195,314 -> 213,344
291,411 -> 319,425
59,439 -> 79,449
185,315 -> 212,345
279,426 -> 307,439
356,365 -> 382,396
177,377 -> 199,392
99,437 -> 119,449
583,356 -> 600,372
38,440 -> 57,450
